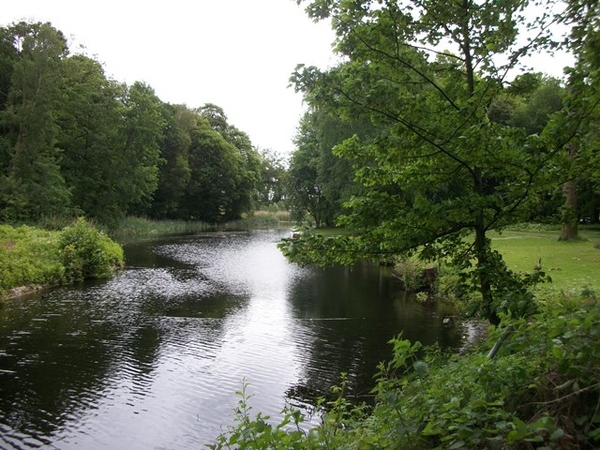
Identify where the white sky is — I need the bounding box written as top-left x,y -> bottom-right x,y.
2,0 -> 337,157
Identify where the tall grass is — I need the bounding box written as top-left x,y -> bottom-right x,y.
109,217 -> 214,243
227,210 -> 290,231
110,212 -> 292,243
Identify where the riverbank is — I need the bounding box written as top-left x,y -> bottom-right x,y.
0,219 -> 124,302
213,297 -> 600,449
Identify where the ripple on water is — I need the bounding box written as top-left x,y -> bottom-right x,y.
0,231 -> 466,449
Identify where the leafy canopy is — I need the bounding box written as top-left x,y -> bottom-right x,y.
281,0 -> 570,323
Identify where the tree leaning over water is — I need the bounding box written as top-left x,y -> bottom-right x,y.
280,0 -> 587,324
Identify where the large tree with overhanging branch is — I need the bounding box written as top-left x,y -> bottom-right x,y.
280,0 -> 583,324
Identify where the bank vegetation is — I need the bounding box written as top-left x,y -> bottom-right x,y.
0,218 -> 123,302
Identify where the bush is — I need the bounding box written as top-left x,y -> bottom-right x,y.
59,218 -> 124,283
393,258 -> 429,292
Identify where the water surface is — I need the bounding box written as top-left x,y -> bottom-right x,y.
0,230 -> 464,448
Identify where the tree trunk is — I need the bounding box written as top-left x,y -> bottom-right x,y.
559,179 -> 579,240
475,222 -> 500,326
559,142 -> 579,241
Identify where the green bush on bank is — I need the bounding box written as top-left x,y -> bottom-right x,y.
0,218 -> 124,300
60,217 -> 124,282
211,299 -> 600,449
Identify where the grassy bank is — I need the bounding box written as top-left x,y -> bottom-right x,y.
0,219 -> 124,301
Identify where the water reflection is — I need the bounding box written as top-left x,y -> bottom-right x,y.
0,230 -> 466,449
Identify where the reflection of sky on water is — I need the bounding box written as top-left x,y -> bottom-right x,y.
0,230 -> 465,449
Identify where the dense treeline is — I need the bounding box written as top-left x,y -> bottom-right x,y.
0,21 -> 286,227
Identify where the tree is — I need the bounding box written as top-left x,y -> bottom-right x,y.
0,22 -> 72,221
56,54 -> 124,223
177,116 -> 242,222
256,147 -> 287,208
489,74 -> 566,222
288,108 -> 364,227
549,0 -> 600,239
288,113 -> 330,227
282,0 -> 567,324
114,81 -> 165,217
57,72 -> 165,225
150,104 -> 193,219
198,103 -> 262,217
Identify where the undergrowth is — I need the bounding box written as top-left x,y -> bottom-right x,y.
0,218 -> 124,301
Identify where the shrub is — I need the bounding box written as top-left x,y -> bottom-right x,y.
60,218 -> 124,283
393,258 -> 429,292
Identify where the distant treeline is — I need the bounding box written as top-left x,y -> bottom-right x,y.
0,21 -> 287,227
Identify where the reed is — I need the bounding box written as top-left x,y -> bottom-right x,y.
109,217 -> 213,243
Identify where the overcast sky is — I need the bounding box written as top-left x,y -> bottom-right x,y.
2,0 -> 337,157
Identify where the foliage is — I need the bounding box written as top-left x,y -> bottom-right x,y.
0,21 -> 275,227
227,214 -> 282,231
0,219 -> 123,299
287,109 -> 366,227
212,301 -> 600,449
59,218 -> 124,282
283,0 -> 583,324
0,21 -> 72,221
109,216 -> 212,243
545,0 -> 600,237
0,224 -> 64,298
392,258 -> 428,292
256,149 -> 288,208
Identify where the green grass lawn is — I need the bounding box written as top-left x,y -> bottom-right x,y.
490,226 -> 600,294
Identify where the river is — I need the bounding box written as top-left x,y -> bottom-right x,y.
0,229 -> 467,449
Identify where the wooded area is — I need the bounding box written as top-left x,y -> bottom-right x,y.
0,22 -> 287,227
1,1 -> 599,447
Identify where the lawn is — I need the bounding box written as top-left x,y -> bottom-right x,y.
490,226 -> 600,294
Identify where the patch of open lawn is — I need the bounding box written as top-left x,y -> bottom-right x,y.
490,227 -> 600,294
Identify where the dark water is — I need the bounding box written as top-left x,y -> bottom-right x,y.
0,230 -> 467,449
